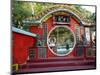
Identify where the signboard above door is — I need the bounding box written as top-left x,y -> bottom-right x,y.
53,15 -> 70,25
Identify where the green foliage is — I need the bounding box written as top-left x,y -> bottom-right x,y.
88,13 -> 96,24
12,1 -> 53,28
12,1 -> 32,27
74,5 -> 96,24
12,1 -> 96,30
33,3 -> 43,15
74,5 -> 92,18
33,2 -> 53,16
74,5 -> 82,12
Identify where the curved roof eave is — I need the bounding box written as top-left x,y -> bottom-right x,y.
39,8 -> 83,25
12,26 -> 37,37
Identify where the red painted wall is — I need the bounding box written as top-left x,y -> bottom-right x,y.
12,32 -> 36,64
45,16 -> 80,58
29,26 -> 44,40
29,15 -> 80,59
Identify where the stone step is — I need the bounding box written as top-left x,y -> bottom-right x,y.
27,57 -> 85,63
19,60 -> 95,69
13,65 -> 96,74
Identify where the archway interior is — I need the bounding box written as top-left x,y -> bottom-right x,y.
47,26 -> 75,56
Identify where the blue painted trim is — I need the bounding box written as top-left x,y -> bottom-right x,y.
12,27 -> 37,37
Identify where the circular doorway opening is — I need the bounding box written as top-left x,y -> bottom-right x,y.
47,26 -> 76,56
